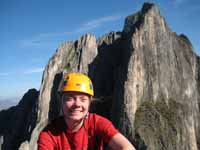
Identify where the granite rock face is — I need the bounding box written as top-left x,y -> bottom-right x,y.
0,2 -> 200,150
113,3 -> 200,150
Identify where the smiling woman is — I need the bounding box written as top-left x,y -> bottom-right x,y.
38,72 -> 136,150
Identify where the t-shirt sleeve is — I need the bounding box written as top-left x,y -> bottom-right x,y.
95,115 -> 119,144
37,131 -> 55,150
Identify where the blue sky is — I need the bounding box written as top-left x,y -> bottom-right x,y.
0,0 -> 199,102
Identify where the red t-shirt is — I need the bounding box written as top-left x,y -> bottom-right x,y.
38,113 -> 119,150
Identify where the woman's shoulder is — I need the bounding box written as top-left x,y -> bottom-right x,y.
86,113 -> 119,142
87,113 -> 112,125
87,113 -> 104,120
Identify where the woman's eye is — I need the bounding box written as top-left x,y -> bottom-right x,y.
66,97 -> 74,101
80,98 -> 88,102
62,96 -> 74,102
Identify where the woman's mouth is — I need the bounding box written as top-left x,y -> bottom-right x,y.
69,109 -> 83,113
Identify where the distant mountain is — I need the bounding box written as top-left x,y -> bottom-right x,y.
0,99 -> 18,110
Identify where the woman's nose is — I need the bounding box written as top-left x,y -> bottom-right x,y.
73,98 -> 81,106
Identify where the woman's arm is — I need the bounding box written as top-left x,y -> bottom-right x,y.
109,133 -> 136,150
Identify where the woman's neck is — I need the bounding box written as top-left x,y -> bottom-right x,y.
65,118 -> 84,133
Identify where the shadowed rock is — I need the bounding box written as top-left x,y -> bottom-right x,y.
0,89 -> 38,150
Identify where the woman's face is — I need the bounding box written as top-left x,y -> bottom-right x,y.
62,91 -> 91,122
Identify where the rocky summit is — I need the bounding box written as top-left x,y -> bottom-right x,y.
0,2 -> 200,150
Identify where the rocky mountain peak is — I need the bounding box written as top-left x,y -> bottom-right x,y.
141,2 -> 159,14
123,2 -> 166,35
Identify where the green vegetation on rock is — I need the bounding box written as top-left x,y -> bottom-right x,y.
134,99 -> 188,150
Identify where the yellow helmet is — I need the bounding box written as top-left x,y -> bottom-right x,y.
62,72 -> 94,96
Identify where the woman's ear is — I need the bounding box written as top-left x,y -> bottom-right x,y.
90,96 -> 93,101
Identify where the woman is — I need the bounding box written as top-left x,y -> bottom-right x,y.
38,72 -> 136,150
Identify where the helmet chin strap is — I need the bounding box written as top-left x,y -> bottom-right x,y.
85,112 -> 89,118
